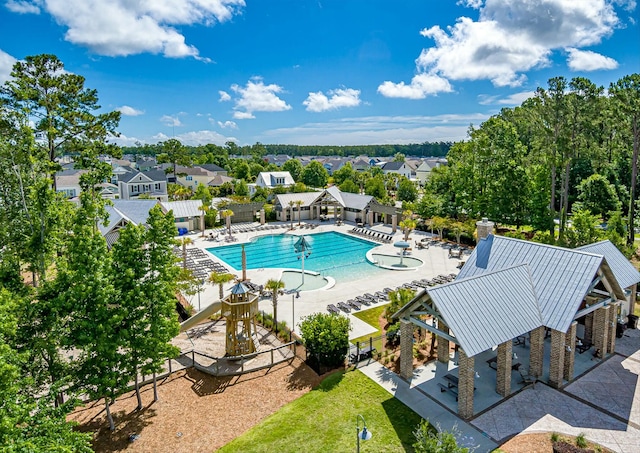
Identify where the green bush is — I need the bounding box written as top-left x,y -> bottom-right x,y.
575,433 -> 587,448
299,312 -> 350,369
413,420 -> 469,453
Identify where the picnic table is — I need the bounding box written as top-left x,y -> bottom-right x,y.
487,356 -> 521,371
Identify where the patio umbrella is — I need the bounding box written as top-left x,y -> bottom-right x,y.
394,241 -> 411,266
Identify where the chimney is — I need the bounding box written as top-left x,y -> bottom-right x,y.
476,217 -> 495,242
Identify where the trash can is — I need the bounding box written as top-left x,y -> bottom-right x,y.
616,321 -> 627,338
628,314 -> 639,329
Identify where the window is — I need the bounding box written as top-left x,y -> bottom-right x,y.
132,185 -> 139,193
186,175 -> 193,181
155,183 -> 160,190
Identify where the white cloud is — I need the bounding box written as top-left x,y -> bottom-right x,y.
259,113 -> 489,145
160,115 -> 182,127
217,120 -> 238,129
478,91 -> 535,105
566,48 -> 619,71
303,88 -> 362,112
152,130 -> 235,146
219,90 -> 231,101
5,0 -> 41,14
382,0 -> 623,97
225,78 -> 291,119
0,48 -> 17,84
378,73 -> 453,99
9,0 -> 245,59
116,105 -> 144,116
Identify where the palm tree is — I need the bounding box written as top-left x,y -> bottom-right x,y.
220,209 -> 234,237
288,200 -> 294,229
295,200 -> 303,226
265,279 -> 285,330
399,210 -> 417,241
208,271 -> 236,300
178,237 -> 193,269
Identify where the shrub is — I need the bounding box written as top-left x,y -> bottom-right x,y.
413,420 -> 470,453
299,312 -> 350,369
575,433 -> 587,449
552,440 -> 593,453
551,432 -> 560,442
386,323 -> 401,347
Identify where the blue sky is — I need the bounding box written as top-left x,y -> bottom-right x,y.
1,0 -> 638,147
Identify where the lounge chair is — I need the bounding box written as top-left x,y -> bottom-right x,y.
337,302 -> 351,313
327,304 -> 339,314
347,299 -> 362,310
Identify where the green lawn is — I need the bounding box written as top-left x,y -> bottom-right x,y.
217,370 -> 423,453
350,305 -> 387,353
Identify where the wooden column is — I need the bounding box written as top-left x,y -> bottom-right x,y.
496,341 -> 512,397
457,349 -> 475,420
529,326 -> 545,378
563,321 -> 577,382
391,214 -> 397,233
548,329 -> 565,388
399,319 -> 414,380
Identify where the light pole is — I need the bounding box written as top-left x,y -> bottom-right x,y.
197,279 -> 204,311
292,293 -> 295,334
356,414 -> 372,453
293,235 -> 311,287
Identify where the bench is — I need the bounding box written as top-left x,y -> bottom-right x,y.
437,383 -> 458,400
487,356 -> 521,371
576,338 -> 592,354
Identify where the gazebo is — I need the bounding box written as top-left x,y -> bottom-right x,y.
221,281 -> 260,356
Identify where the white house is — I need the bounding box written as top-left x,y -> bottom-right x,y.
255,171 -> 295,190
118,170 -> 168,202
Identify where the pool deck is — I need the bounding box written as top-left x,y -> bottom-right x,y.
180,221 -> 464,339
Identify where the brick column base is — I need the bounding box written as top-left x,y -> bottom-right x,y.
399,319 -> 414,379
549,329 -> 565,388
496,341 -> 512,397
563,322 -> 577,381
607,302 -> 619,354
529,326 -> 545,378
594,306 -> 610,359
584,312 -> 594,344
437,324 -> 450,364
458,349 -> 475,420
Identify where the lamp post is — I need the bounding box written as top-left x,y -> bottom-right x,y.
292,293 -> 295,334
293,235 -> 311,286
356,414 -> 372,453
197,279 -> 204,311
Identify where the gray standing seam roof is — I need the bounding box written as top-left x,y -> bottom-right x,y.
429,264 -> 543,357
458,235 -> 604,332
577,240 -> 640,290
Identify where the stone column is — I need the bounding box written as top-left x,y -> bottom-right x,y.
437,323 -> 450,364
548,329 -> 566,388
496,341 -> 512,397
607,302 -> 619,354
475,217 -> 495,242
529,326 -> 545,378
391,214 -> 397,233
593,305 -> 610,359
259,209 -> 265,224
563,321 -> 577,382
367,210 -> 374,226
458,349 -> 475,420
399,319 -> 414,380
584,312 -> 594,344
629,284 -> 637,321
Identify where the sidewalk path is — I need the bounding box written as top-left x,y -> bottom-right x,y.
358,360 -> 498,452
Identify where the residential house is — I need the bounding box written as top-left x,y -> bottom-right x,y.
99,199 -> 159,247
255,171 -> 295,190
118,170 -> 168,201
381,161 -> 412,179
55,169 -> 87,199
160,200 -> 206,232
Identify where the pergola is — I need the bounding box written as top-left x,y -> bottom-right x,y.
393,234 -> 627,419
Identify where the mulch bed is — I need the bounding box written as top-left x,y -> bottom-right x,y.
69,358 -> 321,452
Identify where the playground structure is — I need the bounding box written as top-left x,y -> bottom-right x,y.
221,282 -> 260,356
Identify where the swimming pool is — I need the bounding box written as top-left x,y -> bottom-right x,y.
206,232 -> 387,283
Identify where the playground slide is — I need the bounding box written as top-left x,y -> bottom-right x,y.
179,301 -> 222,332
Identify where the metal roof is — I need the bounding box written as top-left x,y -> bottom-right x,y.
458,235 -> 605,332
577,240 -> 640,290
429,264 -> 543,357
99,200 -> 159,235
325,186 -> 373,210
160,200 -> 203,218
275,191 -> 324,208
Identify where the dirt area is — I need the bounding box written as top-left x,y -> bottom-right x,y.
70,358 -> 321,453
500,433 -> 614,453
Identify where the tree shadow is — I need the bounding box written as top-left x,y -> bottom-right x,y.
285,360 -> 322,391
184,367 -> 237,396
76,403 -> 157,453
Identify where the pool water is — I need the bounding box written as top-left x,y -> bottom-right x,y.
206,232 -> 386,283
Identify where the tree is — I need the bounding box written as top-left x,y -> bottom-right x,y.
332,161 -> 355,185
282,158 -> 303,181
265,279 -> 285,331
208,271 -> 236,300
432,216 -> 449,240
157,138 -> 191,182
301,160 -> 329,188
139,206 -> 181,401
365,175 -> 387,201
399,210 -> 417,241
0,54 -> 121,191
299,312 -> 350,369
397,177 -> 418,202
339,179 -> 359,193
577,174 -> 620,219
295,200 -> 303,225
220,209 -> 234,236
564,208 -> 604,248
609,74 -> 640,244
234,179 -> 249,196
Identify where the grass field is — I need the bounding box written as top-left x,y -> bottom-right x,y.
350,305 -> 387,353
217,370 -> 423,453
